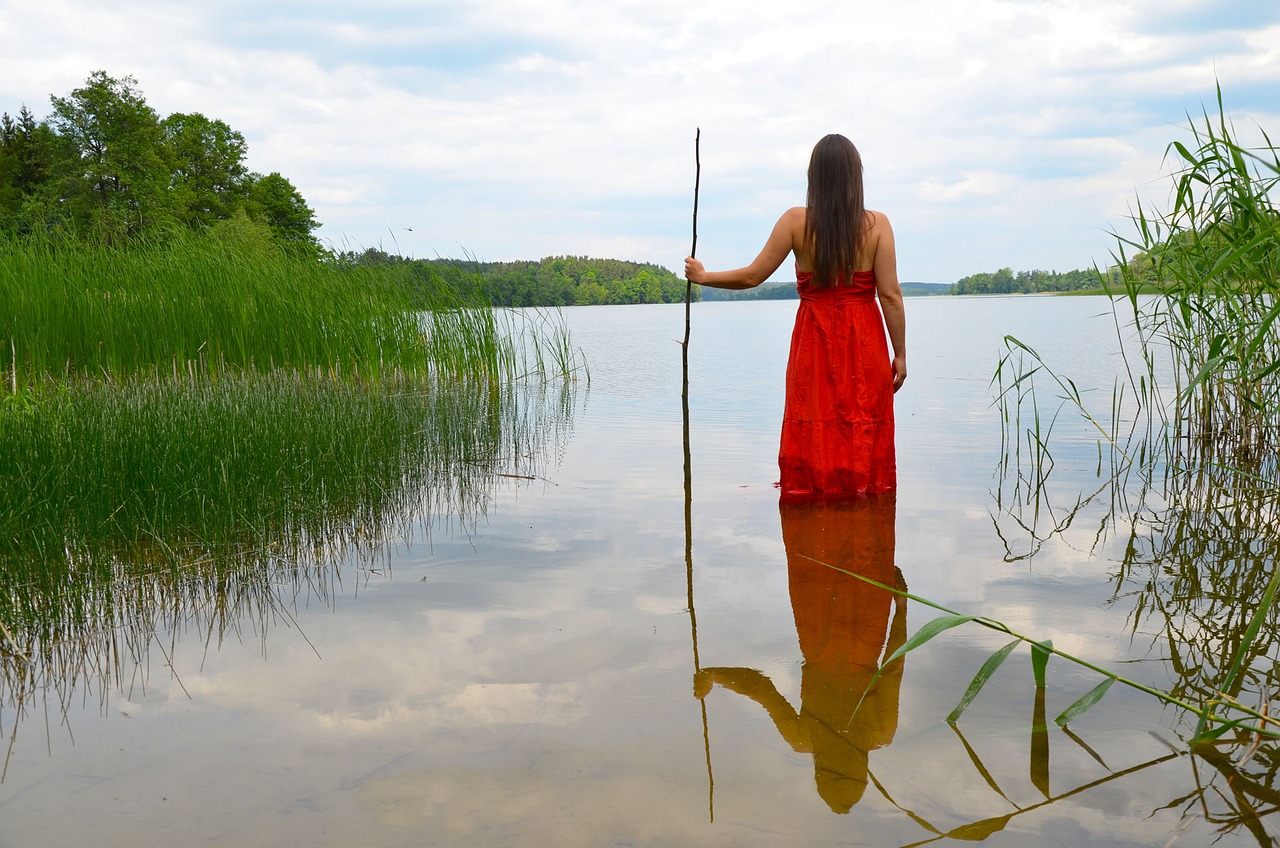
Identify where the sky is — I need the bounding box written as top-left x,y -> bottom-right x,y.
1,0 -> 1277,283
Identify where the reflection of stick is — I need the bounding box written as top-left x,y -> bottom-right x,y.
683,127 -> 713,822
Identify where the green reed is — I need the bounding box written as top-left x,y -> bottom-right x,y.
966,92 -> 1280,749
830,551 -> 1280,841
833,552 -> 1280,752
992,86 -> 1280,482
0,223 -> 548,385
987,345 -> 1280,747
6,375 -> 460,555
413,256 -> 589,383
1110,84 -> 1280,462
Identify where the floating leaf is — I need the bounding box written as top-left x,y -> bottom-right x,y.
947,813 -> 1014,841
1055,678 -> 1115,727
947,639 -> 1020,723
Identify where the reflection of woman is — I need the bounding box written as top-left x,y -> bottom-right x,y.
684,134 -> 905,496
695,494 -> 906,813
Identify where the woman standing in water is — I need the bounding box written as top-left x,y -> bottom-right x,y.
684,134 -> 906,495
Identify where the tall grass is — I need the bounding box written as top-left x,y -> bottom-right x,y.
1110,84 -> 1280,465
0,221 -> 560,385
0,373 -> 510,560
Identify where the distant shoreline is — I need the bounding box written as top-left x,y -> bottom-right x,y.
697,284 -> 1139,303
699,280 -> 953,302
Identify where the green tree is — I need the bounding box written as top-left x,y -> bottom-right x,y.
0,113 -> 26,225
245,171 -> 319,250
1,108 -> 59,193
0,107 -> 66,233
47,71 -> 170,237
4,72 -> 323,247
951,266 -> 1112,295
160,111 -> 249,228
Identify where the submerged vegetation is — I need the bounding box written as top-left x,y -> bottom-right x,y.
0,372 -> 575,776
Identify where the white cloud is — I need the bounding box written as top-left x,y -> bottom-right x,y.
917,172 -> 1012,203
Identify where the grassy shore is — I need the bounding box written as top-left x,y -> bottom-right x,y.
0,226 -> 579,712
0,225 -> 528,385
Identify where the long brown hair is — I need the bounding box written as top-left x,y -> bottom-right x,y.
804,134 -> 866,287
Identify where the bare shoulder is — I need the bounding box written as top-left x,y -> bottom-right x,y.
865,209 -> 894,232
864,209 -> 896,254
778,206 -> 807,248
780,206 -> 806,227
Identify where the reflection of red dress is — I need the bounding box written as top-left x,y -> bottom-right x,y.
784,495 -> 902,813
694,496 -> 904,814
779,266 -> 896,495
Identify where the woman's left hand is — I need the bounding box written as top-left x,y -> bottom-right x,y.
892,357 -> 907,393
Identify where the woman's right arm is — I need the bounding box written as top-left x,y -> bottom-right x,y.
684,207 -> 804,289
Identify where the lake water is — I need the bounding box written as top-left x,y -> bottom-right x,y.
2,296 -> 1276,846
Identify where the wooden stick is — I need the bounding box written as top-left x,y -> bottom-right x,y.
685,127 -> 699,349
682,127 -> 712,822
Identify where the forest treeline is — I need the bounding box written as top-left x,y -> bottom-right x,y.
0,71 -> 318,250
951,266 -> 1119,295
409,259 -> 1119,306
343,249 -> 693,307
681,267 -> 1121,301
700,280 -> 952,301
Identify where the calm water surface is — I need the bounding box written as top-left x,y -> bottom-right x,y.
1,296 -> 1274,846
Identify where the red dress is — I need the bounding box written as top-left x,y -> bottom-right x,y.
778,265 -> 896,496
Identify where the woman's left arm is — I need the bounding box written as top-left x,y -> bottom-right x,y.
872,213 -> 907,392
